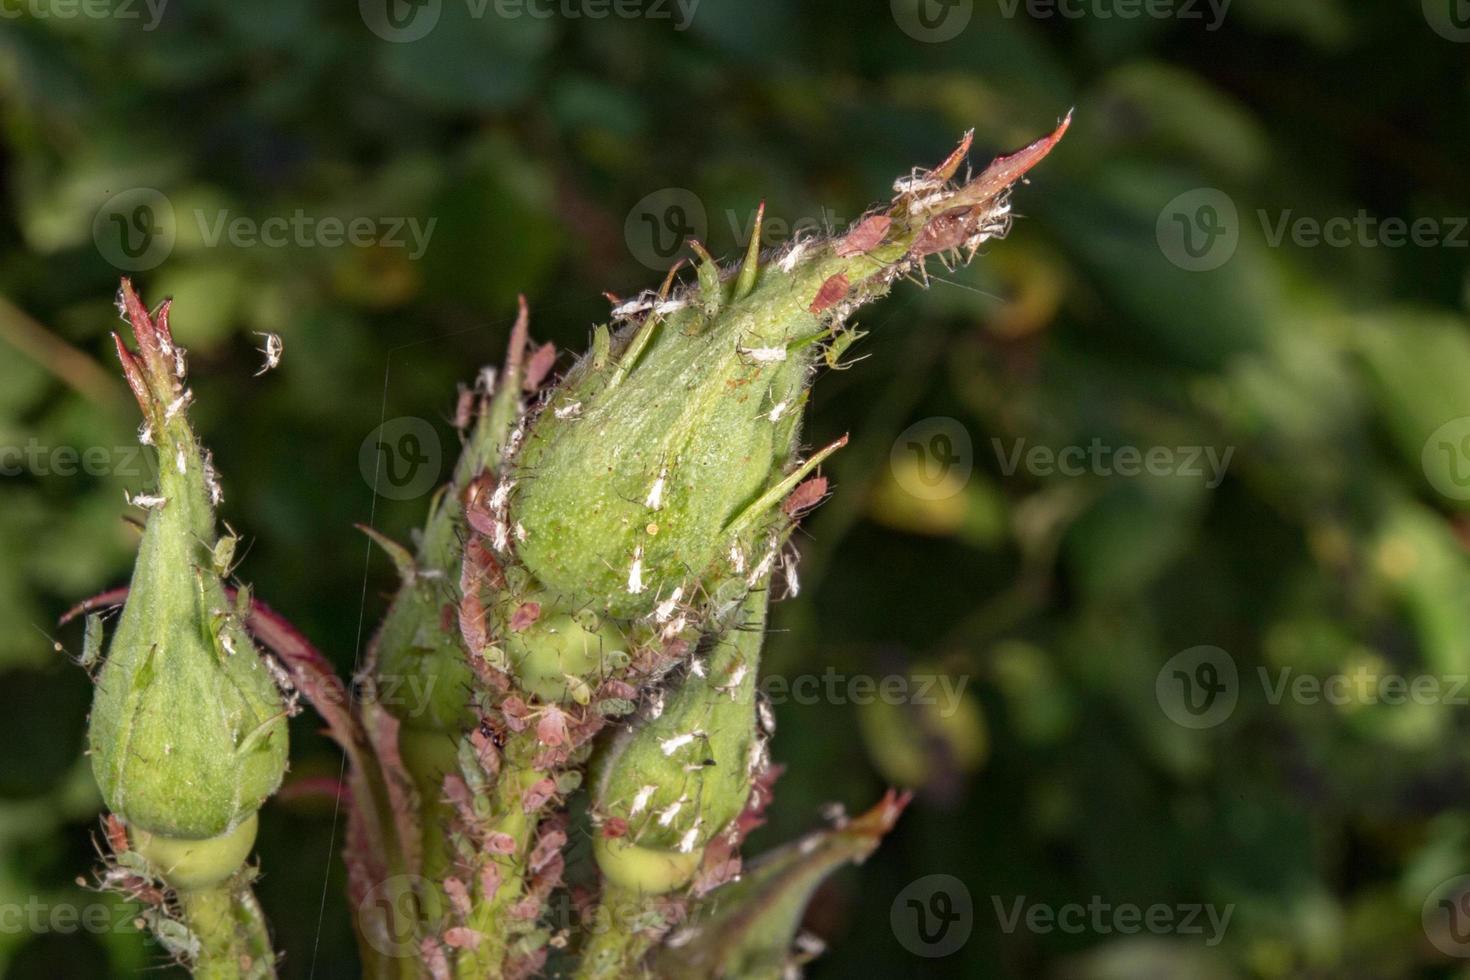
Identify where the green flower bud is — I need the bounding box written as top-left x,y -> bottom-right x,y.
88,282 -> 288,842
500,604 -> 629,704
508,116 -> 1070,617
131,813 -> 259,893
589,588 -> 765,894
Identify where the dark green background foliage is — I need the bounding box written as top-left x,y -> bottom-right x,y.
2,0 -> 1469,976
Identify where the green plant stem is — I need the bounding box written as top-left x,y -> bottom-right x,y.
453,744 -> 548,979
231,885 -> 278,978
573,884 -> 655,980
179,881 -> 277,980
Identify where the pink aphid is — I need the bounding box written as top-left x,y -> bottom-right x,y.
808,273 -> 851,315
835,215 -> 892,257
783,476 -> 829,516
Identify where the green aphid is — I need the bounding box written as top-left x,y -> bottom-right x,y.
149,914 -> 202,962
80,613 -> 106,674
210,525 -> 239,578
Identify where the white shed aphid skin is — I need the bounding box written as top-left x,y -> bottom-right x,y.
611,294 -> 656,319
656,797 -> 686,827
253,332 -> 283,376
553,401 -> 582,420
665,927 -> 698,950
653,298 -> 687,316
172,346 -> 187,380
892,169 -> 943,196
819,801 -> 849,827
514,522 -> 527,542
203,451 -> 223,506
717,662 -> 749,699
778,241 -> 807,273
137,422 -> 153,446
659,731 -> 700,755
747,541 -> 779,588
653,586 -> 683,624
477,366 -> 498,396
629,784 -> 657,816
627,546 -> 645,595
659,614 -> 688,642
647,690 -> 666,720
677,822 -> 702,854
767,400 -> 789,423
729,542 -> 746,574
163,389 -> 193,422
688,657 -> 706,679
795,932 -> 827,957
125,491 -> 167,510
175,448 -> 187,475
262,656 -> 302,716
504,424 -> 526,459
645,467 -> 668,511
737,345 -> 788,364
746,737 -> 768,775
757,697 -> 776,736
781,550 -> 800,598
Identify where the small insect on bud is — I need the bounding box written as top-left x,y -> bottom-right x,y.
253,332 -> 283,377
